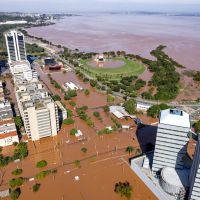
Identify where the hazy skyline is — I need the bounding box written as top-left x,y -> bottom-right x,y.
1,0 -> 200,13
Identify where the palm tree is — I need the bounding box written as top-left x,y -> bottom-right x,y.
125,146 -> 134,155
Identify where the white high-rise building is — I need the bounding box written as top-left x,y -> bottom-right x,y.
4,30 -> 26,63
188,136 -> 200,200
15,79 -> 59,141
152,109 -> 190,174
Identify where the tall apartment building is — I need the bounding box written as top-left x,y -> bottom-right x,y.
188,136 -> 200,200
4,30 -> 26,64
152,109 -> 190,174
15,79 -> 59,141
4,30 -> 33,81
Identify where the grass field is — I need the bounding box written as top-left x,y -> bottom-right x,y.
80,57 -> 145,78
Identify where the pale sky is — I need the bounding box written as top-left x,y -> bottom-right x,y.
1,0 -> 200,12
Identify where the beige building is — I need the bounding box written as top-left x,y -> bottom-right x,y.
15,79 -> 59,141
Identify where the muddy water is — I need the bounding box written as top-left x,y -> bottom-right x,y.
88,60 -> 125,68
27,13 -> 200,70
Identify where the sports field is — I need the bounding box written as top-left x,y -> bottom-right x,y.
80,58 -> 145,78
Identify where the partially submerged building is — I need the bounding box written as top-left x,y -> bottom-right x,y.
0,81 -> 19,146
188,136 -> 200,200
152,109 -> 190,174
15,80 -> 59,141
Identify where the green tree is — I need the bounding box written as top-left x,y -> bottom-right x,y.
32,183 -> 41,192
81,147 -> 87,153
36,160 -> 47,168
12,169 -> 23,176
13,142 -> 28,159
114,181 -> 132,200
54,82 -> 61,89
69,101 -> 76,107
90,80 -> 97,87
147,104 -> 170,118
74,160 -> 81,168
84,89 -> 90,95
63,118 -> 75,125
14,116 -> 23,129
195,120 -> 200,133
93,111 -> 100,118
103,105 -> 110,112
9,188 -> 21,200
125,146 -> 134,155
70,128 -> 77,136
52,95 -> 61,101
9,178 -> 24,188
107,95 -> 115,103
123,99 -> 136,115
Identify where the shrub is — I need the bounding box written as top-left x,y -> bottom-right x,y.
63,118 -> 75,125
12,169 -> 23,176
33,183 -> 41,192
36,160 -> 48,168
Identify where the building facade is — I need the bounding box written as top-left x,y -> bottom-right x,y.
0,81 -> 19,146
152,109 -> 190,174
15,80 -> 59,141
188,136 -> 200,200
4,30 -> 26,64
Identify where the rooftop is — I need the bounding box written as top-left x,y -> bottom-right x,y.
0,101 -> 13,120
159,109 -> 190,128
15,80 -> 53,110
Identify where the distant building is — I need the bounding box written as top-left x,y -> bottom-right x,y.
188,136 -> 200,200
136,102 -> 151,111
95,54 -> 105,63
15,79 -> 59,141
0,20 -> 27,25
152,109 -> 190,174
44,58 -> 62,70
4,30 -> 26,64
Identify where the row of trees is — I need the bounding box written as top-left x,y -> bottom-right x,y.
0,142 -> 29,167
142,46 -> 181,101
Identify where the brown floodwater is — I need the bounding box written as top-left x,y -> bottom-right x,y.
88,59 -> 125,68
27,13 -> 200,70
